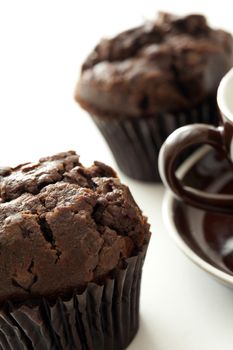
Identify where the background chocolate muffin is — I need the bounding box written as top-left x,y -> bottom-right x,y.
75,12 -> 233,181
0,151 -> 150,349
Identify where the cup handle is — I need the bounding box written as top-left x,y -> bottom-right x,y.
158,123 -> 233,213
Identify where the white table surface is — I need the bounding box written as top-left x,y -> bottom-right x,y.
1,1 -> 233,349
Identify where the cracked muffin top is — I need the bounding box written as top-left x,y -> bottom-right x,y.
75,12 -> 233,117
0,151 -> 150,303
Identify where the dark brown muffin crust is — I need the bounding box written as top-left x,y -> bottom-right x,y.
75,12 -> 233,117
0,151 -> 150,304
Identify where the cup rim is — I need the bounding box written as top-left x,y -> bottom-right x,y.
217,67 -> 233,122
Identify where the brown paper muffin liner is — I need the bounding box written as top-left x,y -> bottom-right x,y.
0,245 -> 147,350
92,96 -> 219,182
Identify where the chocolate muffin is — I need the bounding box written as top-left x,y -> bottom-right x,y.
0,151 -> 150,349
75,12 -> 233,181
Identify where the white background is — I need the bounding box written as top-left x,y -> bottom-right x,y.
1,1 -> 233,349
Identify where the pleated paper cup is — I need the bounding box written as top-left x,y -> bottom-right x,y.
0,245 -> 148,350
92,96 -> 219,182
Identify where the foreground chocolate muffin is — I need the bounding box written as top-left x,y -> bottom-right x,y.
75,12 -> 233,181
0,151 -> 150,349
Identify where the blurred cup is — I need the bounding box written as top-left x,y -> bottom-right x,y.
159,67 -> 233,213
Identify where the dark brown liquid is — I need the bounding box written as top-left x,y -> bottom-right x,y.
173,149 -> 233,275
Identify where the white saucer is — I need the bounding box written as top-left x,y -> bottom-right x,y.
163,146 -> 233,287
